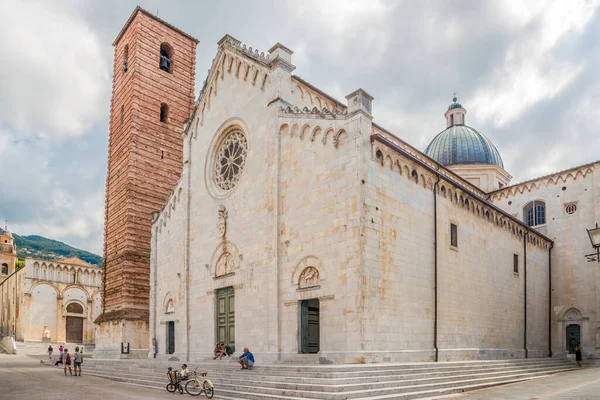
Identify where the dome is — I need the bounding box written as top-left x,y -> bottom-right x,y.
424,125 -> 504,168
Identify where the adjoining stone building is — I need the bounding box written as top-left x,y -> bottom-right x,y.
100,8 -> 599,363
0,227 -> 17,284
0,257 -> 102,344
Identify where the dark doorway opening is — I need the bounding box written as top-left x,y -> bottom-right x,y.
300,298 -> 320,354
216,287 -> 235,349
167,321 -> 175,354
566,324 -> 580,354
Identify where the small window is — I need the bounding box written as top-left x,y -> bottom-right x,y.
513,254 -> 519,274
1,264 -> 8,275
160,104 -> 169,123
450,223 -> 458,248
123,44 -> 129,72
160,43 -> 172,73
524,200 -> 546,227
565,203 -> 577,215
450,114 -> 454,125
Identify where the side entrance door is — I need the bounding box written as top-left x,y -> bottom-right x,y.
566,324 -> 580,354
300,299 -> 320,354
65,316 -> 83,343
216,287 -> 235,348
167,321 -> 175,354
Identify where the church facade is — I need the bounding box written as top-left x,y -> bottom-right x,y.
0,254 -> 102,344
98,8 -> 599,363
147,33 -> 596,364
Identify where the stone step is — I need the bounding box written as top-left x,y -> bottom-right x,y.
73,363 -> 577,390
47,361 -> 577,400
81,357 -> 573,376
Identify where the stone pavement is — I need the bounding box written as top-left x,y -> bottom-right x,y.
0,354 -> 176,400
449,366 -> 600,400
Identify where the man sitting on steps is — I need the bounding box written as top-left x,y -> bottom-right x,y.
238,347 -> 255,370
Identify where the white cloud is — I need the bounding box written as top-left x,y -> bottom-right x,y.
471,0 -> 597,127
0,0 -> 110,138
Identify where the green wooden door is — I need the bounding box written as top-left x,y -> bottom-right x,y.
216,287 -> 235,347
566,324 -> 580,354
300,299 -> 320,354
167,321 -> 175,354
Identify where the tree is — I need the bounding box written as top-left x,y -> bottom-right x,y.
15,259 -> 25,271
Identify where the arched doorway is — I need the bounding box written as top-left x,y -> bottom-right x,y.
65,302 -> 84,343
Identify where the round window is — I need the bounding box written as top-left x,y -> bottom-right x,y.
213,129 -> 248,192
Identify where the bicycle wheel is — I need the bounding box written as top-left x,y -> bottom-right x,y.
185,380 -> 203,396
178,385 -> 184,394
166,383 -> 176,393
203,380 -> 214,399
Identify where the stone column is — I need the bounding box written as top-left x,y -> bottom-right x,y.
56,296 -> 63,343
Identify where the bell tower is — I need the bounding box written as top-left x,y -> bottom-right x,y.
94,6 -> 198,358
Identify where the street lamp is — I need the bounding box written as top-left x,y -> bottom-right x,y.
585,223 -> 600,263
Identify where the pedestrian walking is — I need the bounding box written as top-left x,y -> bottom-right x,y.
63,348 -> 73,376
48,345 -> 53,360
73,347 -> 82,376
575,342 -> 583,368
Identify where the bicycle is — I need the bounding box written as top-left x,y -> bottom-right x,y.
184,368 -> 214,398
166,367 -> 184,394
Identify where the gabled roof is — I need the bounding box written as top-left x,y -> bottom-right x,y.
113,6 -> 199,46
58,257 -> 96,268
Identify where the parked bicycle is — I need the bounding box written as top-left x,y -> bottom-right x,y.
166,367 -> 184,394
184,368 -> 214,398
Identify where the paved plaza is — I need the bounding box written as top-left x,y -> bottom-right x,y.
0,354 -> 175,400
451,366 -> 600,400
0,353 -> 598,399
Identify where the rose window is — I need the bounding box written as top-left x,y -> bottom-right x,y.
213,130 -> 248,191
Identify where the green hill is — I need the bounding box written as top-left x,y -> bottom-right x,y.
13,234 -> 102,266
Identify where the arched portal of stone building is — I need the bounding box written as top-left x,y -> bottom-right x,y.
300,298 -> 320,354
566,324 -> 581,354
65,302 -> 84,343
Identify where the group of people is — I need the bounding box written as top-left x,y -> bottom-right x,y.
212,343 -> 254,369
50,345 -> 83,376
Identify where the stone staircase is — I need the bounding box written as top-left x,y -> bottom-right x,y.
16,341 -> 95,356
40,357 -> 585,399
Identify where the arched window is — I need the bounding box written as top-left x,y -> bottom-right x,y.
524,201 -> 546,227
1,264 -> 8,275
123,44 -> 129,72
160,103 -> 169,123
66,303 -> 84,314
159,43 -> 172,73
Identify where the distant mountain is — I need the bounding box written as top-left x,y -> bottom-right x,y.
13,234 -> 102,266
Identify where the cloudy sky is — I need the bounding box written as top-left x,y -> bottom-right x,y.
1,0 -> 599,255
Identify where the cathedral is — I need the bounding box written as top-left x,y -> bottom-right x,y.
96,7 -> 599,364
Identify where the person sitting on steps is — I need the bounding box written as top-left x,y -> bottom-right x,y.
238,347 -> 254,370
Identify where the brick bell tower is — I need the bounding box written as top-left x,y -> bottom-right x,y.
94,7 -> 197,358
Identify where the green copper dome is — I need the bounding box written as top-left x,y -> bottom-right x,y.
424,125 -> 504,168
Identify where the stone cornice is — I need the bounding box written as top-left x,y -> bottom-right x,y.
488,161 -> 598,201
371,134 -> 553,248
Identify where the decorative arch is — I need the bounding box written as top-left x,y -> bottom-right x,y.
322,127 -> 335,145
28,281 -> 60,296
60,284 -> 90,299
291,255 -> 326,288
290,123 -> 299,138
333,129 -> 346,148
310,126 -> 322,142
163,292 -> 175,314
300,124 -> 311,140
210,241 -> 240,277
278,123 -> 290,136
